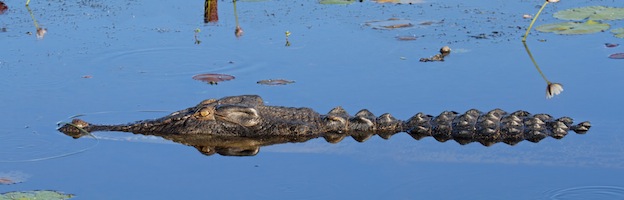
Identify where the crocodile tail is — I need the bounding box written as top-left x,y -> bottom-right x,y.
405,109 -> 591,146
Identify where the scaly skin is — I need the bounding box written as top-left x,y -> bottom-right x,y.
58,95 -> 591,156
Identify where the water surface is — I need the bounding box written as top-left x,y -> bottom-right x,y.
1,0 -> 623,199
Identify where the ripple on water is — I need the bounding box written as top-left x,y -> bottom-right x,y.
545,186 -> 624,200
86,46 -> 261,82
0,128 -> 98,163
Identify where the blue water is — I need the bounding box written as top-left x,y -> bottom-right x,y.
1,0 -> 624,199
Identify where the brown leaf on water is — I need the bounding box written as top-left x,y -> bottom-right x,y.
0,1 -> 7,15
608,53 -> 624,59
0,171 -> 30,185
396,36 -> 417,41
192,73 -> 235,85
605,43 -> 619,48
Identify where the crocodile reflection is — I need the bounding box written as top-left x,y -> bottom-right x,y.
58,95 -> 591,156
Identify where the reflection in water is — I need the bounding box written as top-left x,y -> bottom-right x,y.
523,42 -> 564,99
203,0 -> 218,23
25,5 -> 46,39
58,95 -> 591,157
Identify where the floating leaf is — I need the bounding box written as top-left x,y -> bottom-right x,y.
605,43 -> 619,48
0,1 -> 7,15
257,79 -> 295,85
319,0 -> 355,5
0,190 -> 74,200
612,28 -> 624,38
192,73 -> 235,85
554,6 -> 624,21
608,53 -> 624,59
0,171 -> 30,185
396,36 -> 417,41
535,20 -> 610,35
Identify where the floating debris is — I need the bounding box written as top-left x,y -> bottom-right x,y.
420,46 -> 451,62
0,190 -> 74,200
605,43 -> 619,48
0,171 -> 30,185
192,73 -> 235,85
554,6 -> 624,21
608,53 -> 624,59
535,20 -> 610,35
523,14 -> 532,19
257,79 -> 295,85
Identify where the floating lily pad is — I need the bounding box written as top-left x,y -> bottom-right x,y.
554,6 -> 624,21
609,53 -> 624,59
192,73 -> 235,85
535,20 -> 610,35
257,79 -> 295,85
319,0 -> 355,5
612,28 -> 624,38
0,190 -> 74,200
0,171 -> 30,185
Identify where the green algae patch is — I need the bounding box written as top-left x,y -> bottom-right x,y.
0,190 -> 74,200
319,0 -> 355,5
554,6 -> 624,21
612,28 -> 624,38
535,20 -> 610,35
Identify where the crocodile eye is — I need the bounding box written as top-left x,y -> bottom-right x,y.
195,107 -> 216,120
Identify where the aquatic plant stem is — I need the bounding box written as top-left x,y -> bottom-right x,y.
25,5 -> 40,30
233,0 -> 239,28
25,0 -> 30,6
522,1 -> 549,42
523,42 -> 550,84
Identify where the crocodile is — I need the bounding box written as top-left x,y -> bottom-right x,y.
58,95 -> 591,156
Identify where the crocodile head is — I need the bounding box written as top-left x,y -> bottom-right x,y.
58,95 -> 322,137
